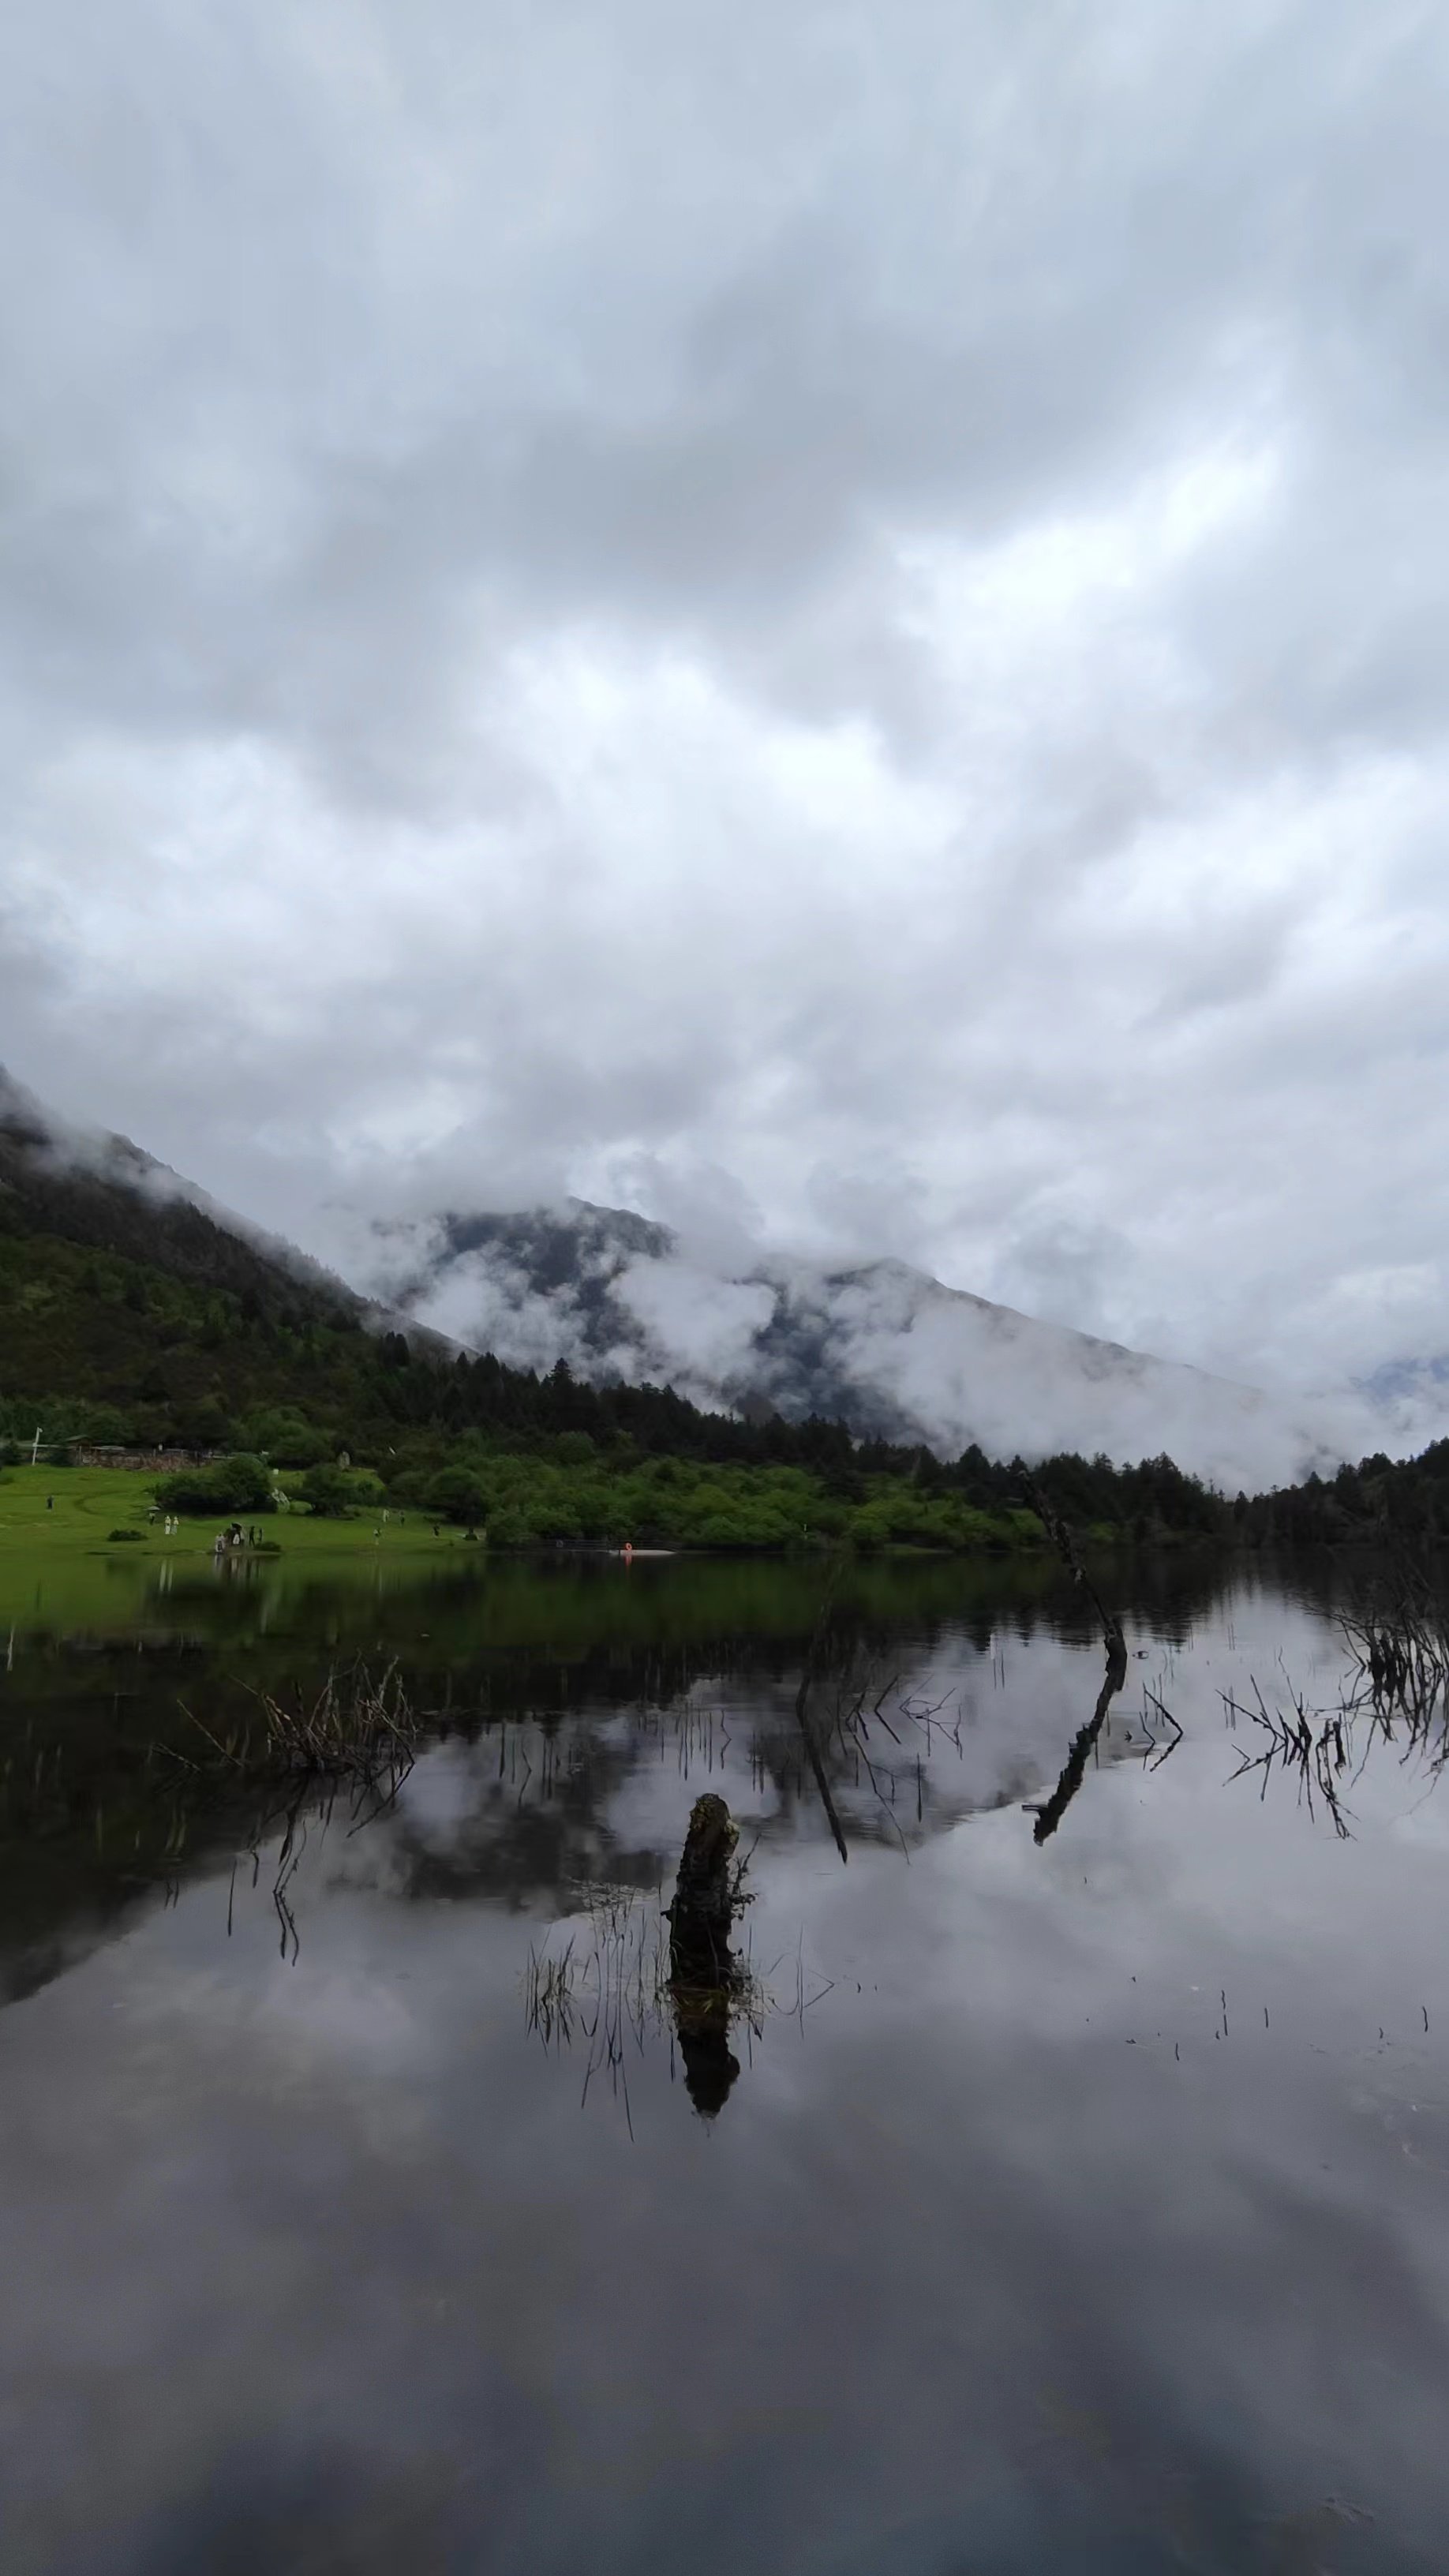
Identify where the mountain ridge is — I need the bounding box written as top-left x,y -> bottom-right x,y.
0,1065 -> 1397,1488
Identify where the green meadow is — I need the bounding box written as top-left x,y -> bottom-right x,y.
0,1462 -> 467,1553
0,1464 -> 471,1629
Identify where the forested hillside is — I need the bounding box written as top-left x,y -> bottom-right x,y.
0,1077 -> 361,1318
28,1063 -> 1443,1554
0,1188 -> 1229,1548
1238,1443 -> 1449,1548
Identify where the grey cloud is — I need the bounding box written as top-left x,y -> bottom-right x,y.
4,0 -> 1436,766
4,0 -> 1449,1417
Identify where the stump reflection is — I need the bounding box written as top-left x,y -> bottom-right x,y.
524,1795 -> 762,2121
665,1792 -> 751,2119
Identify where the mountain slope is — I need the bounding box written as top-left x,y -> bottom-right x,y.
0,1068 -> 365,1322
0,1067 -> 389,1445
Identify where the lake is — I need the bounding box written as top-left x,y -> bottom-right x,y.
2,1546 -> 1447,2573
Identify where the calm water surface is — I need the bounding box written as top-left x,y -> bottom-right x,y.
2,1550 -> 1447,2573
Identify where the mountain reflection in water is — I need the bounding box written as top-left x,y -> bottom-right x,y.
2,1549 -> 1449,2572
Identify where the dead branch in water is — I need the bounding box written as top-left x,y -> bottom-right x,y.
1025,1628 -> 1130,1844
1221,1678 -> 1351,1838
1019,1477 -> 1129,1843
1341,1563 -> 1449,1739
792,1563 -> 851,1866
1020,1474 -> 1126,1661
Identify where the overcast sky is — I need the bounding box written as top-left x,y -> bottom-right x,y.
3,0 -> 1448,1394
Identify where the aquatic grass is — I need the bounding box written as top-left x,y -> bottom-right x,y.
524,1889 -> 672,2131
1341,1574 -> 1449,1735
1218,1563 -> 1449,1838
176,1658 -> 420,1800
524,1874 -> 774,2127
158,1661 -> 426,1954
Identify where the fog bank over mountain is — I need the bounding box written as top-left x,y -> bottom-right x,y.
6,1056 -> 1442,1488
358,1198 -> 1410,1492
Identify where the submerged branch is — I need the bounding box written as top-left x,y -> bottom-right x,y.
1221,1679 -> 1352,1838
792,1562 -> 851,1866
1020,1477 -> 1129,1844
1028,1628 -> 1129,1845
1021,1475 -> 1125,1662
795,1664 -> 851,1866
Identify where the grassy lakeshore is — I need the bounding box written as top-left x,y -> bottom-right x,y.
0,1460 -> 1002,1638
0,1459 -> 1043,1627
0,1463 -> 491,1630
0,1465 -> 476,1560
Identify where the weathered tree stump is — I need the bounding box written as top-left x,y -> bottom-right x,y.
667,1793 -> 737,1943
665,1794 -> 747,2117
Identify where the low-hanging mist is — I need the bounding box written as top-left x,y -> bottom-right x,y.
359,1197 -> 1406,1493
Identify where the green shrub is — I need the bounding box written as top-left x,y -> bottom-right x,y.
423,1466 -> 491,1526
154,1454 -> 272,1515
298,1463 -> 356,1517
240,1409 -> 331,1467
552,1432 -> 596,1466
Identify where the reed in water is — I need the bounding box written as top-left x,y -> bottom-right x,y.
177,1659 -> 420,1801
